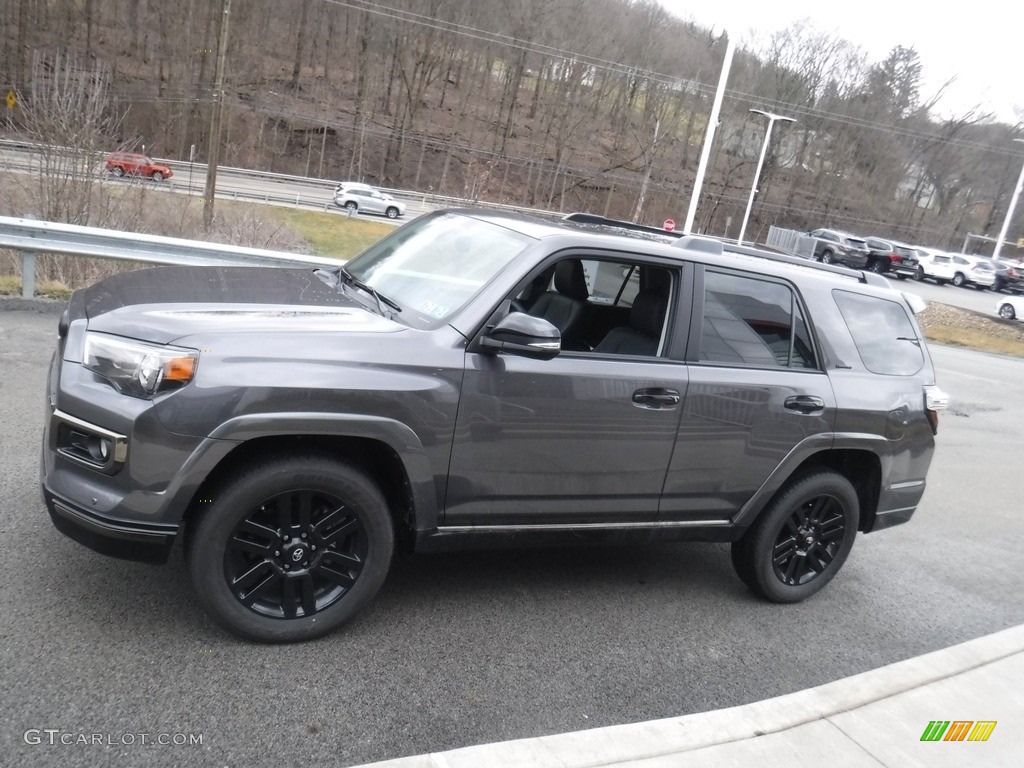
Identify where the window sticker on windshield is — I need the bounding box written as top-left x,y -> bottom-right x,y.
419,301 -> 449,318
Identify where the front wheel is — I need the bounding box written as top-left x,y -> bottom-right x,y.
385,206 -> 399,219
186,455 -> 394,643
731,470 -> 858,603
152,171 -> 164,181
821,250 -> 834,265
111,166 -> 125,177
999,303 -> 1017,320
952,272 -> 966,287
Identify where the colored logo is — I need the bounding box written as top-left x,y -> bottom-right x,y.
920,721 -> 997,742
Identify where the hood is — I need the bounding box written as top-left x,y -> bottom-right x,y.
81,265 -> 402,343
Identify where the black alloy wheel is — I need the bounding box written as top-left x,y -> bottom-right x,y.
870,259 -> 885,274
187,455 -> 394,642
731,470 -> 858,603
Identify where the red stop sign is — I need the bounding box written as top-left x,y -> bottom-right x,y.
663,219 -> 675,232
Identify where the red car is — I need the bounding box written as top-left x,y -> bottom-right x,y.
105,152 -> 173,181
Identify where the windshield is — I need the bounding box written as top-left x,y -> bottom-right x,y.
344,212 -> 533,328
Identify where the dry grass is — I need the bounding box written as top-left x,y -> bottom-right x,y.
917,302 -> 1024,358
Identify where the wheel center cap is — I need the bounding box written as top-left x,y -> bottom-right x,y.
283,540 -> 308,566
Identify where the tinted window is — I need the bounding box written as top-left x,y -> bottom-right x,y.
833,290 -> 924,376
699,271 -> 816,369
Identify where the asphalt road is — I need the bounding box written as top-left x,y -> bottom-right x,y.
2,301 -> 1023,768
889,273 -> 1013,316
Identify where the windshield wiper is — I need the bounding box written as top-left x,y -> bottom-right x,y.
319,265 -> 401,317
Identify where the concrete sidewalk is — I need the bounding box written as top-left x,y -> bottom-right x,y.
353,624 -> 1023,768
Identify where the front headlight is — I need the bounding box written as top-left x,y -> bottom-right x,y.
83,333 -> 198,398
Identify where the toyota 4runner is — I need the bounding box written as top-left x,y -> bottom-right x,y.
41,210 -> 949,642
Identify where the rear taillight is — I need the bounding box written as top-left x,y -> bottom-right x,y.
924,385 -> 949,435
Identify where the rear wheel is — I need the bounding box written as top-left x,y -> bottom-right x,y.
870,259 -> 885,274
186,455 -> 394,643
999,303 -> 1017,320
344,201 -> 358,213
111,166 -> 125,177
821,250 -> 835,264
913,266 -> 924,280
731,470 -> 858,603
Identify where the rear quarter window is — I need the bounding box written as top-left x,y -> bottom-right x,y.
832,290 -> 924,375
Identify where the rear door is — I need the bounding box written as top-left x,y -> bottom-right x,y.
660,267 -> 836,521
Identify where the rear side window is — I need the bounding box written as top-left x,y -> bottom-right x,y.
698,271 -> 817,369
833,290 -> 924,375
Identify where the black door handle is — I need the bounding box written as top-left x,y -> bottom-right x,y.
632,388 -> 681,410
785,395 -> 825,414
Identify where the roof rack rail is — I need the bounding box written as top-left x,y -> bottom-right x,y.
563,212 -> 684,238
563,211 -> 878,283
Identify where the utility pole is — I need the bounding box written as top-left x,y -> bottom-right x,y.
203,0 -> 232,229
738,109 -> 796,246
683,33 -> 735,236
992,138 -> 1024,259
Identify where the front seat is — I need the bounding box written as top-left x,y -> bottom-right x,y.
593,290 -> 666,356
528,260 -> 589,345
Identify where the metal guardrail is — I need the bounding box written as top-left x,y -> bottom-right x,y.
767,226 -> 815,259
0,215 -> 342,299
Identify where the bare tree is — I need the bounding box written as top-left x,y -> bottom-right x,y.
20,50 -> 125,225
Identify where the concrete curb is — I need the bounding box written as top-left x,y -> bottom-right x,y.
351,623 -> 1024,768
0,295 -> 65,313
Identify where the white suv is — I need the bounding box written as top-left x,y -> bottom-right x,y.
949,254 -> 996,289
334,182 -> 406,219
912,248 -> 957,285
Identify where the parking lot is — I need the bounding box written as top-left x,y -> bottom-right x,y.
2,303 -> 1023,768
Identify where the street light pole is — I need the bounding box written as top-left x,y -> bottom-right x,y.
737,109 -> 795,246
992,138 -> 1024,259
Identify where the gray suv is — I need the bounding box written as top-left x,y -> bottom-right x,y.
41,210 -> 948,643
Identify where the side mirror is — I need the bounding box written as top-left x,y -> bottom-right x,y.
479,312 -> 561,360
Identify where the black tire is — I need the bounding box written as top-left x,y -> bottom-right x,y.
344,201 -> 358,213
999,303 -> 1017,320
821,250 -> 834,265
731,470 -> 858,603
385,206 -> 399,219
186,455 -> 394,643
913,266 -> 924,281
152,171 -> 164,182
870,259 -> 885,274
112,166 -> 125,177
952,272 -> 966,287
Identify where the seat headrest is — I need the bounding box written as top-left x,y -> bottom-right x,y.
630,291 -> 665,338
554,260 -> 589,301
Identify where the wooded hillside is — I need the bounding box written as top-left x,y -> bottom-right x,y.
2,0 -> 1021,251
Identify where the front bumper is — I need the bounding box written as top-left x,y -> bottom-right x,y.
43,488 -> 177,563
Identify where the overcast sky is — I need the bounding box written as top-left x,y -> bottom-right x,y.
657,0 -> 1022,125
